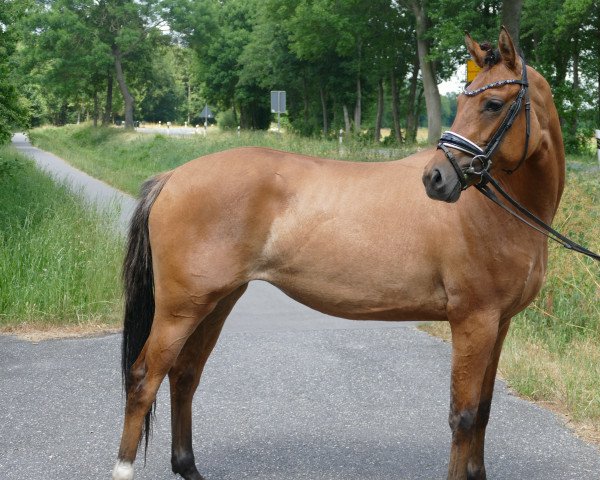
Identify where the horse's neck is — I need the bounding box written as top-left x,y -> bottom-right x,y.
503,123 -> 565,226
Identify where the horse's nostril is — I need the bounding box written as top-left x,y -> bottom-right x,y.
432,168 -> 443,185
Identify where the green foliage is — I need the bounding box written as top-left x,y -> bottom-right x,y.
216,109 -> 238,130
0,145 -> 122,326
9,0 -> 600,149
0,0 -> 29,144
522,0 -> 600,152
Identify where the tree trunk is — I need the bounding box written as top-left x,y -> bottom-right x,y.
411,0 -> 441,145
319,83 -> 328,135
597,68 -> 600,125
187,81 -> 191,125
354,76 -> 362,134
501,0 -> 524,50
112,45 -> 135,129
343,104 -> 351,135
93,90 -> 99,127
405,52 -> 420,143
375,78 -> 384,142
390,70 -> 403,143
571,35 -> 580,136
303,77 -> 309,124
102,71 -> 113,125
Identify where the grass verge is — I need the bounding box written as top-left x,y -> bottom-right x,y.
28,124 -> 420,195
0,145 -> 123,332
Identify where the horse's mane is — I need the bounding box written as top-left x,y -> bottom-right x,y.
479,42 -> 501,66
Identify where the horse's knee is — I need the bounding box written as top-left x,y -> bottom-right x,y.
449,408 -> 477,437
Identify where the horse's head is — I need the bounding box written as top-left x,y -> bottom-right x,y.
423,27 -> 540,203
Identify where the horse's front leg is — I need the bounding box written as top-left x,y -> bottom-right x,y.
467,318 -> 511,480
447,312 -> 500,480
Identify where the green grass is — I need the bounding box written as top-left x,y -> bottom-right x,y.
29,124 -> 420,195
0,145 -> 123,329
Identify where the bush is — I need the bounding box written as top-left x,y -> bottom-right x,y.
216,109 -> 238,130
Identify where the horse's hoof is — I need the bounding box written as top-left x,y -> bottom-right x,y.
112,460 -> 134,480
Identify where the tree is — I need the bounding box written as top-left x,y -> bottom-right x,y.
0,1 -> 29,144
408,0 -> 441,145
502,0 -> 525,49
90,0 -> 166,128
522,0 -> 600,152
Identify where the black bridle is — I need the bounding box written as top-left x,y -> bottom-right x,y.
437,56 -> 531,190
436,57 -> 600,262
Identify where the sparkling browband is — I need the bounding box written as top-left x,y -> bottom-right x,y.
463,79 -> 527,97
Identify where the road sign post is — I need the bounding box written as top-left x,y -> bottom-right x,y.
200,104 -> 214,137
270,91 -> 286,133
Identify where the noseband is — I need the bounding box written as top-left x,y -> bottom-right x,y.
437,56 -> 531,190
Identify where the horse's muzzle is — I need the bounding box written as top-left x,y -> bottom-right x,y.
422,163 -> 462,203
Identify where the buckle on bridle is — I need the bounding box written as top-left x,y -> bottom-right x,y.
466,155 -> 490,175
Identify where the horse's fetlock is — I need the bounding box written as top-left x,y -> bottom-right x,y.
467,463 -> 487,480
171,450 -> 196,476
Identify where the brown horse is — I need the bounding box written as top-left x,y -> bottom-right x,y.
113,28 -> 564,480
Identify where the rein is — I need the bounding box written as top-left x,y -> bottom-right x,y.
436,57 -> 600,262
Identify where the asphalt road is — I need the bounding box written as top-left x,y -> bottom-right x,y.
2,134 -> 599,479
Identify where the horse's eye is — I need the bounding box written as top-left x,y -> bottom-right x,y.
484,100 -> 504,112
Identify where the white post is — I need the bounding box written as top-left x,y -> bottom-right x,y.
237,126 -> 241,137
277,91 -> 283,133
339,128 -> 343,145
596,130 -> 600,167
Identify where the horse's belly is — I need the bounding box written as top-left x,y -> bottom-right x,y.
262,258 -> 447,321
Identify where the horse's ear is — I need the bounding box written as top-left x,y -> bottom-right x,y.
465,32 -> 486,68
498,26 -> 521,72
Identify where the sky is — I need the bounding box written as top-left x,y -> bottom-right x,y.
438,70 -> 464,95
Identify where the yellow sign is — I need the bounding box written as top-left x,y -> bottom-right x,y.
466,59 -> 482,83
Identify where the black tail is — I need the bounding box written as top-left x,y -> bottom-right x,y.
121,172 -> 171,454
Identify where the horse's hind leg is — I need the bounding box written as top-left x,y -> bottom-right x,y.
467,318 -> 511,480
113,297 -> 220,480
447,312 -> 500,480
169,285 -> 247,480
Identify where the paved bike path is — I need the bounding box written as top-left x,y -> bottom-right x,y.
2,134 -> 599,479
